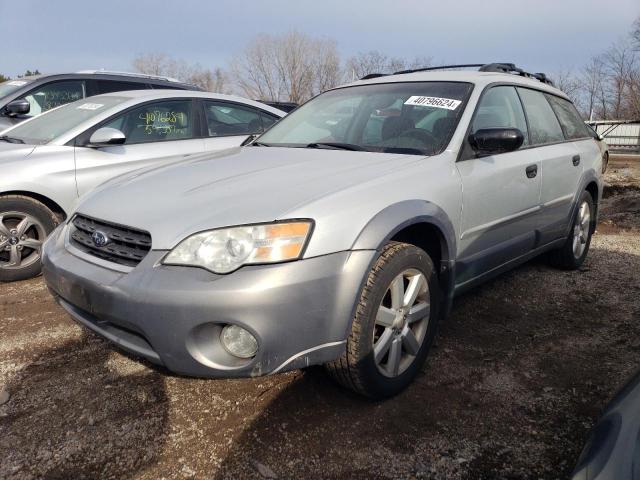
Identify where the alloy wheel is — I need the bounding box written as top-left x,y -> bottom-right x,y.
572,201 -> 591,259
0,212 -> 46,270
373,268 -> 430,378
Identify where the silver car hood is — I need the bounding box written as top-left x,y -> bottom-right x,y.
0,142 -> 37,160
77,146 -> 420,250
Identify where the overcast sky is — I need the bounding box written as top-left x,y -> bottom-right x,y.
2,0 -> 639,78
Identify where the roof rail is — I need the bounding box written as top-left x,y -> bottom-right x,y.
478,63 -> 554,85
75,70 -> 184,83
359,62 -> 554,86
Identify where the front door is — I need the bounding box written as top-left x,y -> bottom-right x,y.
456,85 -> 541,285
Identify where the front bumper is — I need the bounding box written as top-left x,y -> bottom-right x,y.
42,225 -> 376,377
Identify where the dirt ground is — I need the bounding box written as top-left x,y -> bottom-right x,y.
1,155 -> 639,480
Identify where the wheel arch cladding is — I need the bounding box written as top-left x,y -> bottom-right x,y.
350,200 -> 457,317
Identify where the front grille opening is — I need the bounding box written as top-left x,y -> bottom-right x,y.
69,214 -> 152,267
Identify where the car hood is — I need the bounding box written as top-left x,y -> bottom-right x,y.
77,146 -> 421,250
0,141 -> 37,160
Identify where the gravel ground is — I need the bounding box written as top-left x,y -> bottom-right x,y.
1,155 -> 639,480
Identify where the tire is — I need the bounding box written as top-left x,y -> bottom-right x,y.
548,190 -> 595,270
0,195 -> 59,282
325,241 -> 441,399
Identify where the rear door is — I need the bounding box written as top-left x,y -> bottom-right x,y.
74,98 -> 204,197
456,85 -> 541,285
517,88 -> 583,244
201,100 -> 280,150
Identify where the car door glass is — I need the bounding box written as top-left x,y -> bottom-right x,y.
545,94 -> 590,140
21,81 -> 85,117
260,112 -> 279,131
517,88 -> 565,145
102,100 -> 194,144
96,80 -> 148,94
472,86 -> 529,146
204,101 -> 265,136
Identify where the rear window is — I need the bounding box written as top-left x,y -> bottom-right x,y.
545,94 -> 591,140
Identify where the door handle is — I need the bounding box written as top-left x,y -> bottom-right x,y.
572,154 -> 581,166
525,164 -> 538,178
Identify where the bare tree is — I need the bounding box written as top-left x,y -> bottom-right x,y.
580,56 -> 607,120
344,51 -> 431,81
551,68 -> 581,105
232,31 -> 342,103
132,53 -> 229,93
602,41 -> 636,119
632,16 -> 640,50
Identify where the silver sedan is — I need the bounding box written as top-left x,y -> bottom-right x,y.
0,90 -> 285,281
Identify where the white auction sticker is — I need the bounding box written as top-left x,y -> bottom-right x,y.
7,81 -> 27,86
404,96 -> 461,110
77,103 -> 104,110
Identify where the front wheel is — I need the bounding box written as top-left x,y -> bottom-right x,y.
0,196 -> 58,282
325,242 -> 440,399
548,190 -> 595,270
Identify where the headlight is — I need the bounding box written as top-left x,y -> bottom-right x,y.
163,221 -> 313,274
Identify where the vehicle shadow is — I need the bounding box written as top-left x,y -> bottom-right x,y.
0,332 -> 169,480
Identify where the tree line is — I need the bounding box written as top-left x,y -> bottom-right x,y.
3,19 -> 639,120
555,17 -> 640,120
132,31 -> 431,105
132,20 -> 640,120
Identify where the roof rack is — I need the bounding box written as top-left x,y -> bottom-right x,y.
360,62 -> 554,86
75,70 -> 184,83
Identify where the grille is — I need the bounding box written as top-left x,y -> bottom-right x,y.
69,214 -> 152,267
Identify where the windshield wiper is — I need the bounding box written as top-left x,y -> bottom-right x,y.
0,135 -> 24,144
305,142 -> 367,151
252,141 -> 271,147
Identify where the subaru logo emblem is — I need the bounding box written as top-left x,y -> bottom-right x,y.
91,230 -> 109,247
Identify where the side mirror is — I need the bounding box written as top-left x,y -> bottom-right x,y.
88,127 -> 126,147
5,99 -> 30,116
468,128 -> 524,156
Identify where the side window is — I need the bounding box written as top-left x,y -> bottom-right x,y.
102,99 -> 194,144
96,80 -> 148,94
260,112 -> 279,131
472,86 -> 529,146
545,95 -> 590,140
21,81 -> 85,117
204,101 -> 264,136
517,88 -> 565,145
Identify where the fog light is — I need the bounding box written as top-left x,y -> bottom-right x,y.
220,325 -> 258,358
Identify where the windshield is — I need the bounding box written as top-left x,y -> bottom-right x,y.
1,96 -> 128,145
257,81 -> 473,155
0,79 -> 33,99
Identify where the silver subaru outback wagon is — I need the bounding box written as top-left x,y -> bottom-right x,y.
42,63 -> 604,399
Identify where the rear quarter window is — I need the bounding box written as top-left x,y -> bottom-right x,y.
517,88 -> 565,145
545,94 -> 591,140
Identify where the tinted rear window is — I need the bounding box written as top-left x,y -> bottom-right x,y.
545,94 -> 591,140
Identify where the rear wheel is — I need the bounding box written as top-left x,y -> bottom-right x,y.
0,196 -> 58,282
548,190 -> 594,270
325,241 -> 440,399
